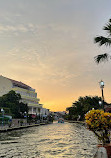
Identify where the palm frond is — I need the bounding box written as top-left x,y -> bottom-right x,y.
104,25 -> 111,35
94,53 -> 109,64
94,36 -> 111,46
103,19 -> 111,35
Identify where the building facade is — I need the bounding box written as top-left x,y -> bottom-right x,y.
0,75 -> 43,116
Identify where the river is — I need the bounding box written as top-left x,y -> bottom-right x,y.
0,122 -> 97,158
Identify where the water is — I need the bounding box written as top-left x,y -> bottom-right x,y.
0,122 -> 97,158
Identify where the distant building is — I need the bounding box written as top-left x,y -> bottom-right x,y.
41,108 -> 49,116
0,75 -> 43,116
51,111 -> 66,120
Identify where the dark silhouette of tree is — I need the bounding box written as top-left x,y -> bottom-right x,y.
94,19 -> 111,63
0,90 -> 28,118
66,96 -> 106,120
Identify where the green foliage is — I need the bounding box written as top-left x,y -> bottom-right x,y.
0,90 -> 28,118
66,96 -> 105,121
0,107 -> 10,115
94,19 -> 111,63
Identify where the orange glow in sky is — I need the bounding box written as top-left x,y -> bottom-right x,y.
0,0 -> 111,111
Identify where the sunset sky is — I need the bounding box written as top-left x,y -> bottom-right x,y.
0,0 -> 111,111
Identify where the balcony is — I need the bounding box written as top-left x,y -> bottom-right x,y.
11,87 -> 39,102
21,95 -> 40,102
12,87 -> 37,96
28,102 -> 42,108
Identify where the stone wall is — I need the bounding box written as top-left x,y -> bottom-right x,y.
11,119 -> 27,127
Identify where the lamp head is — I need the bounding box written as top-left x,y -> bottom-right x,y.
99,80 -> 104,88
1,108 -> 4,112
99,101 -> 102,105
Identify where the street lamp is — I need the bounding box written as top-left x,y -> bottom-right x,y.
99,80 -> 104,111
24,111 -> 27,125
1,108 -> 4,127
24,111 -> 27,117
99,101 -> 102,106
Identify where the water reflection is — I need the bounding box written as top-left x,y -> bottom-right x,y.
0,122 -> 97,158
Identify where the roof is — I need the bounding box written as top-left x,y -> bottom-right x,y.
6,77 -> 32,90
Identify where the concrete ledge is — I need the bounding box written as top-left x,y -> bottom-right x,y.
67,120 -> 85,125
0,122 -> 51,133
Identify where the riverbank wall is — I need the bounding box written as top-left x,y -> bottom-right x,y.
66,120 -> 86,125
0,122 -> 52,133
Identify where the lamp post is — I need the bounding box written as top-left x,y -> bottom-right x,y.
1,108 -> 4,127
99,80 -> 104,111
24,111 -> 27,117
24,111 -> 27,125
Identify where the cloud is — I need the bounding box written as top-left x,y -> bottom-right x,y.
0,23 -> 38,34
1,44 -> 78,88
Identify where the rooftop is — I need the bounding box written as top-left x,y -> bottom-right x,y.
5,76 -> 33,91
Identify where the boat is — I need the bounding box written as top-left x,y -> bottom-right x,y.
58,118 -> 64,123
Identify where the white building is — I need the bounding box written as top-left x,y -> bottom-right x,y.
0,75 -> 43,116
41,108 -> 49,116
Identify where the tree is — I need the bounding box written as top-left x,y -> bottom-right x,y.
0,90 -> 28,118
66,96 -> 105,121
94,19 -> 111,63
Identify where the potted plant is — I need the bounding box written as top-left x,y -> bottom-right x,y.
85,109 -> 111,157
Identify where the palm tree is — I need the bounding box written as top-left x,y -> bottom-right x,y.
94,19 -> 111,63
